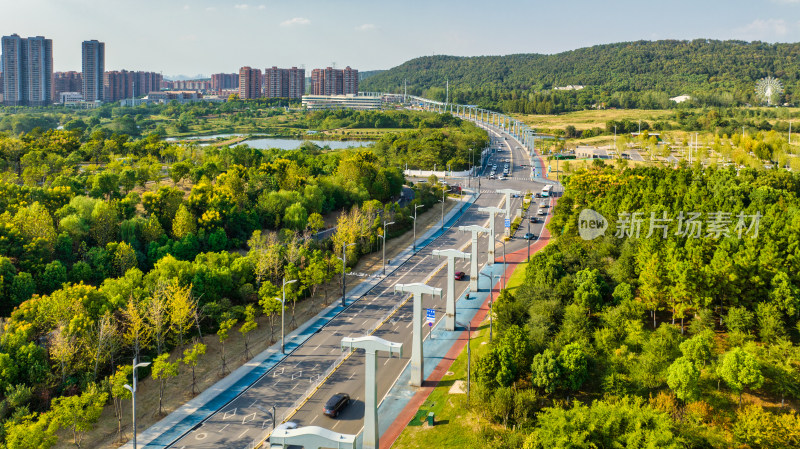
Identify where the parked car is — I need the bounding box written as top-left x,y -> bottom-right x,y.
538,209 -> 547,215
323,393 -> 351,418
523,233 -> 536,240
454,271 -> 466,280
530,216 -> 539,223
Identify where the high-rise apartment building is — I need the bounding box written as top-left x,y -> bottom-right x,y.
311,69 -> 325,95
264,66 -> 288,98
1,34 -> 25,106
238,66 -> 262,99
53,71 -> 82,102
1,34 -> 53,106
211,73 -> 238,91
343,66 -> 358,95
288,67 -> 305,99
24,36 -> 52,107
323,67 -> 343,96
82,40 -> 105,102
310,66 -> 358,96
104,70 -> 163,102
263,66 -> 305,99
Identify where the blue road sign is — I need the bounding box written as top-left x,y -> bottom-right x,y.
504,218 -> 511,228
426,308 -> 435,325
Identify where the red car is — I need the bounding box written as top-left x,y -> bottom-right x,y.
454,271 -> 466,280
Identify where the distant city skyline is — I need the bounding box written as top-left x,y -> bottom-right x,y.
1,0 -> 799,77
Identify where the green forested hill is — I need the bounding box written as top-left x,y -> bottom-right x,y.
361,40 -> 800,112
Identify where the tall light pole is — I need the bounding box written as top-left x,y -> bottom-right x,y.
340,242 -> 356,307
281,277 -> 298,354
527,210 -> 532,261
479,272 -> 501,342
455,320 -> 471,405
381,220 -> 394,275
501,239 -> 507,291
469,148 -> 475,187
124,357 -> 151,449
412,204 -> 423,253
440,186 -> 446,230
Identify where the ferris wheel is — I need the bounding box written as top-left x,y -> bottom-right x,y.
755,76 -> 783,105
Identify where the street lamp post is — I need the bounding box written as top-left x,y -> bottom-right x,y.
441,187 -> 446,230
455,320 -> 471,405
412,204 -> 423,253
123,357 -> 151,449
281,278 -> 298,354
380,220 -> 395,275
527,211 -> 531,261
502,239 -> 507,291
479,272 -> 501,342
340,242 -> 356,307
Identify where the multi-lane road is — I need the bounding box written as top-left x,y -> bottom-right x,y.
166,122 -> 553,449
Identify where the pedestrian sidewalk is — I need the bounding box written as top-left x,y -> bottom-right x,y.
130,192 -> 480,448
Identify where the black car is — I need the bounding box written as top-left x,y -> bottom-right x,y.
530,216 -> 539,223
323,393 -> 351,417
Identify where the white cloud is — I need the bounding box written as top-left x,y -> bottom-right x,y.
356,23 -> 376,31
183,4 -> 190,10
258,5 -> 266,10
736,18 -> 790,37
205,6 -> 216,12
235,4 -> 248,10
280,17 -> 310,27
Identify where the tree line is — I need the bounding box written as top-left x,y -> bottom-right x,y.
361,40 -> 800,113
466,165 -> 800,448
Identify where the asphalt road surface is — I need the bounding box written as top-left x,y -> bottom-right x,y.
169,122 -> 554,449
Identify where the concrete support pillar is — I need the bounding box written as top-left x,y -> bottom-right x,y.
458,226 -> 489,291
432,249 -> 471,331
394,283 -> 442,387
478,206 -> 503,265
341,336 -> 402,449
496,189 -> 521,237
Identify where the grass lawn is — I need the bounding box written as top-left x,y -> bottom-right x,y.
513,109 -> 673,133
392,321 -> 492,449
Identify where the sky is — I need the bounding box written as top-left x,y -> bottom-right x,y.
1,0 -> 799,79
